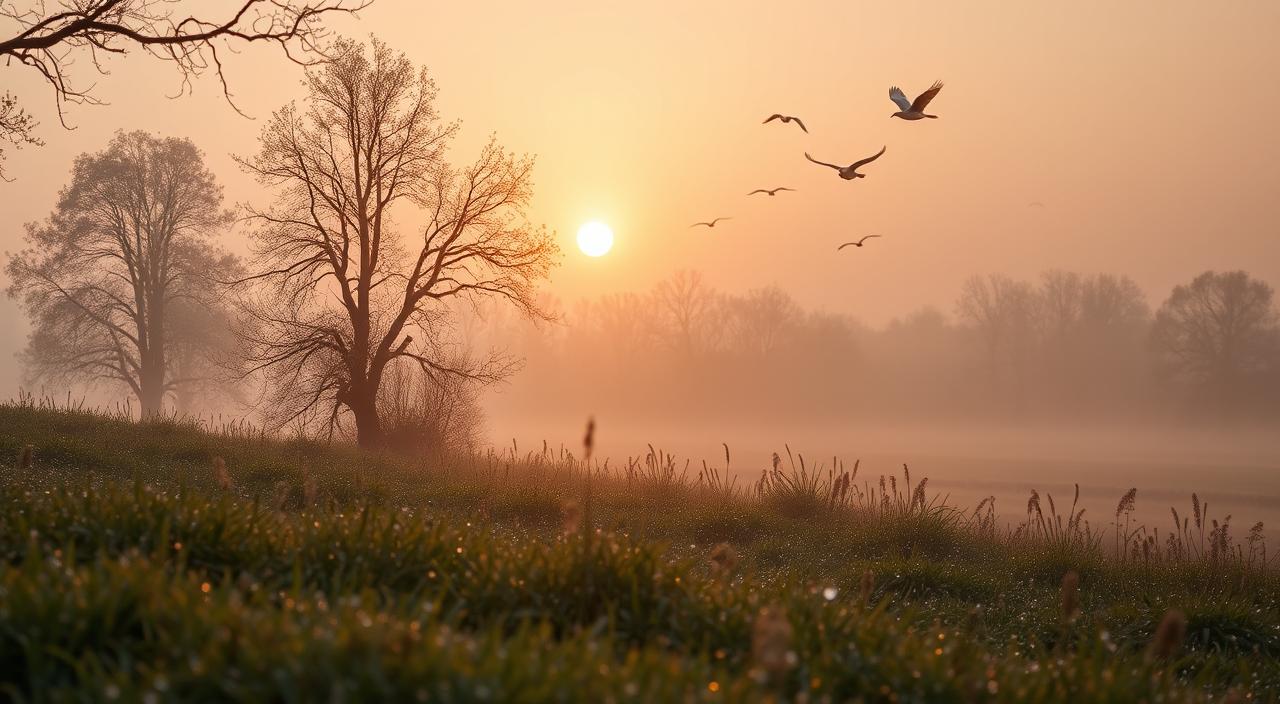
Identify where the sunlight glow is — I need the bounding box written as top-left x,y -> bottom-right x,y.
576,221 -> 614,257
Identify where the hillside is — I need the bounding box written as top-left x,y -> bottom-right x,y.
1,402 -> 1277,702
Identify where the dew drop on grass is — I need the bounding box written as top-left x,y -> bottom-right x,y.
822,587 -> 838,601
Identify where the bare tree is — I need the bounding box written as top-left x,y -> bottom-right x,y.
0,0 -> 368,175
5,130 -> 235,416
653,269 -> 719,358
724,286 -> 803,358
237,38 -> 557,447
1151,271 -> 1279,404
956,274 -> 1039,408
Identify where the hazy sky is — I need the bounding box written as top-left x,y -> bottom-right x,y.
3,0 -> 1279,393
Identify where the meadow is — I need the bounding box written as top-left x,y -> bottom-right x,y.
1,399 -> 1277,702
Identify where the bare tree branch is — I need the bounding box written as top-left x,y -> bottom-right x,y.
0,0 -> 371,175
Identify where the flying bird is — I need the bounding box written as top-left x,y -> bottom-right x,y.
747,187 -> 795,196
804,146 -> 886,180
889,80 -> 944,120
763,114 -> 808,133
691,218 -> 732,228
1029,201 -> 1046,208
837,235 -> 882,250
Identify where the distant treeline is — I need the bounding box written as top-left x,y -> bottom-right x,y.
487,270 -> 1280,423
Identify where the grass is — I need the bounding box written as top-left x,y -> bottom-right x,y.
1,400 -> 1278,702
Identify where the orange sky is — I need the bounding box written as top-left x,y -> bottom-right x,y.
3,0 -> 1279,391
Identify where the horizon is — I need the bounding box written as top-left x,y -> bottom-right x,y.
4,1 -> 1279,394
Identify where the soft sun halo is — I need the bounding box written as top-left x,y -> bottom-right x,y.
576,221 -> 614,257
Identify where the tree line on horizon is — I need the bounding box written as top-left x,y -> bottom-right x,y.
484,268 -> 1280,425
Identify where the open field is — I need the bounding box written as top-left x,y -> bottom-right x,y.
487,414 -> 1280,537
2,402 -> 1279,702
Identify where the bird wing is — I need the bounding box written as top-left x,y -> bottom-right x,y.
747,189 -> 768,195
691,222 -> 710,228
776,187 -> 795,192
910,80 -> 944,112
850,146 -> 887,170
804,152 -> 841,170
763,114 -> 783,124
712,217 -> 731,225
837,242 -> 856,251
793,117 -> 808,133
857,234 -> 882,245
889,86 -> 913,111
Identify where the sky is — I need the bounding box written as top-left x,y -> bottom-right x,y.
2,0 -> 1280,394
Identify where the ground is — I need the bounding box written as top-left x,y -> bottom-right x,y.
1,402 -> 1277,702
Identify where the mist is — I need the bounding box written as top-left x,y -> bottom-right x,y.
477,269 -> 1280,532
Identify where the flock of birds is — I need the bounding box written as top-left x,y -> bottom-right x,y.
690,80 -> 945,252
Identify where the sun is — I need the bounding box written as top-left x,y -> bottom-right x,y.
576,221 -> 614,257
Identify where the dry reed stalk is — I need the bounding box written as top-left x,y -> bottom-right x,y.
1148,609 -> 1187,661
1060,570 -> 1080,622
751,606 -> 795,682
212,456 -> 233,491
302,468 -> 318,507
859,569 -> 875,606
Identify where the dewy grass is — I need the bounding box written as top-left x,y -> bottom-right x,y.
1,401 -> 1278,701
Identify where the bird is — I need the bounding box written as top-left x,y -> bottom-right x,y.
691,217 -> 732,228
889,80 -> 944,120
747,187 -> 795,197
804,146 -> 886,180
1029,201 -> 1046,208
837,235 -> 882,250
763,114 -> 808,133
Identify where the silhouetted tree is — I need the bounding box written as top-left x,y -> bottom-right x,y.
725,286 -> 803,358
1150,271 -> 1279,407
5,130 -> 235,416
653,270 -> 719,358
956,274 -> 1039,408
0,0 -> 368,176
237,39 -> 556,447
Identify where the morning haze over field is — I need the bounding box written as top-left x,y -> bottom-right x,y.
2,1 -> 1279,701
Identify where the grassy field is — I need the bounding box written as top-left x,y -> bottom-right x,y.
1,401 -> 1278,702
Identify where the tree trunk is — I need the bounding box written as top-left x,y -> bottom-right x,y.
347,382 -> 384,448
139,361 -> 166,418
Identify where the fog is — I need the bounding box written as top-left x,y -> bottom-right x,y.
475,269 -> 1280,532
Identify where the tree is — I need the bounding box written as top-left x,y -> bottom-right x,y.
0,91 -> 41,175
237,38 -> 557,447
956,274 -> 1039,409
0,0 -> 368,176
652,270 -> 719,358
5,130 -> 236,416
724,286 -> 803,358
1150,271 -> 1279,405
